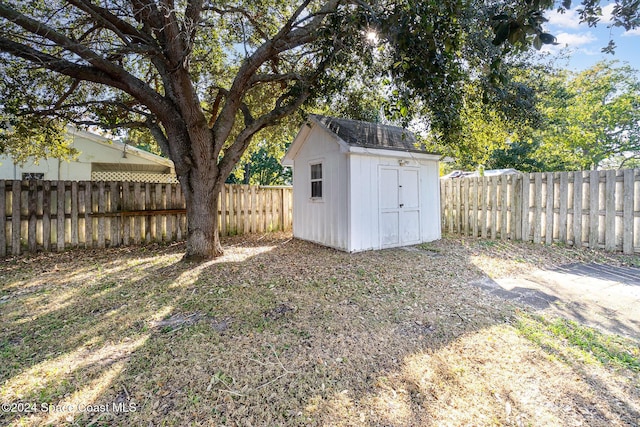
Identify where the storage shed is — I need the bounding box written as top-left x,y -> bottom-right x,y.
282,114 -> 442,252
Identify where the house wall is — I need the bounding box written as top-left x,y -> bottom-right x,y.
0,128 -> 173,180
0,157 -> 72,180
347,153 -> 441,252
291,124 -> 349,251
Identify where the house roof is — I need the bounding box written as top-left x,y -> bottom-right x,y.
309,114 -> 432,154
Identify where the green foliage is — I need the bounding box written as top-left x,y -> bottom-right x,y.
538,61 -> 640,170
0,0 -> 637,169
0,116 -> 76,164
486,139 -> 546,172
228,144 -> 292,185
448,61 -> 640,172
122,128 -> 163,156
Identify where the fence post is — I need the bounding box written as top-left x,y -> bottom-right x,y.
0,180 -> 5,256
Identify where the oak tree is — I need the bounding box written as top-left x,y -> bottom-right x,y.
1,0 -> 637,259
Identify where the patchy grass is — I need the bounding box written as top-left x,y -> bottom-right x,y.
516,313 -> 640,372
1,234 -> 639,426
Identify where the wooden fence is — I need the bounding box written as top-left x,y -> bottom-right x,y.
0,181 -> 292,256
440,169 -> 640,254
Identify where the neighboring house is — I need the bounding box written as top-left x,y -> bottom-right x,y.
282,114 -> 442,252
0,126 -> 177,183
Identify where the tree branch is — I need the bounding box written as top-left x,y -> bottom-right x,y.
249,72 -> 304,86
146,118 -> 171,157
53,79 -> 81,109
205,5 -> 270,41
218,83 -> 311,180
212,0 -> 342,147
0,4 -> 170,117
65,0 -> 157,48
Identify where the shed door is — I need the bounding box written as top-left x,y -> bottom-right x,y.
379,167 -> 421,248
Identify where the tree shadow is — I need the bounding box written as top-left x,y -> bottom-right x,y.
1,235 -> 638,426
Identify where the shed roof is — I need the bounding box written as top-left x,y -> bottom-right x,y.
309,114 -> 431,154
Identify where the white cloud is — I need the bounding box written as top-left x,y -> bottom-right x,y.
546,8 -> 582,29
601,3 -> 615,24
541,32 -> 597,55
623,28 -> 640,37
547,3 -> 617,29
555,32 -> 598,46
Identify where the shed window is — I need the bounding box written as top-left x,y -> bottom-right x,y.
310,163 -> 323,198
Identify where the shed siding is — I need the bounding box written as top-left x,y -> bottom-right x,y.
420,159 -> 442,242
347,154 -> 378,251
348,154 -> 441,252
291,125 -> 348,251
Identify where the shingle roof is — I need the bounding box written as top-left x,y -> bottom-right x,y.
310,114 -> 431,154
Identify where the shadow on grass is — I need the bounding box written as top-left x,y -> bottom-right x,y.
1,235 -> 638,426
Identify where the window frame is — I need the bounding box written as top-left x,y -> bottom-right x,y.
309,161 -> 323,200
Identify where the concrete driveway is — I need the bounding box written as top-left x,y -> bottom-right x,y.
472,263 -> 640,339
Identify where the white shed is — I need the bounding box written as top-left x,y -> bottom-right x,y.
282,114 -> 442,252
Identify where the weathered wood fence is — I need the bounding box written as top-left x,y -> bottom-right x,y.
440,169 -> 640,254
0,181 -> 292,256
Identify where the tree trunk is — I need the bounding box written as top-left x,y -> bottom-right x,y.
182,173 -> 223,261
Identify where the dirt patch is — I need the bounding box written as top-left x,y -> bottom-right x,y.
1,233 -> 638,426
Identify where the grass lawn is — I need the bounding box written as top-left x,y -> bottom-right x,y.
1,233 -> 639,426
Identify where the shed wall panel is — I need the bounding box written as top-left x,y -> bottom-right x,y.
347,155 -> 441,252
291,125 -> 348,251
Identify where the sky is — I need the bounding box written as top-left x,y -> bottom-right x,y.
539,3 -> 640,72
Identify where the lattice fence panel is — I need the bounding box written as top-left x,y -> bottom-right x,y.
91,171 -> 179,183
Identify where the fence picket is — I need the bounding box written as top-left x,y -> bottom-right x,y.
589,171 -> 599,250
499,176 -> 507,240
28,180 -> 37,252
558,172 -> 568,244
471,178 -> 479,238
56,182 -> 65,252
605,170 -> 616,251
71,182 -> 79,248
623,169 -> 634,254
521,174 -> 531,242
490,177 -> 498,240
84,182 -> 93,248
573,172 -> 583,248
480,178 -> 487,239
12,181 -> 21,255
533,173 -> 542,244
513,175 -> 522,241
